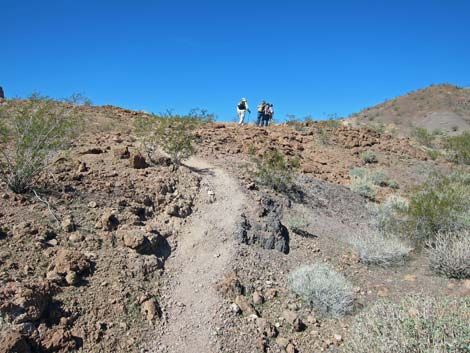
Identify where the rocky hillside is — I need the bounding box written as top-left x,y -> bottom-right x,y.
0,98 -> 468,353
345,84 -> 470,136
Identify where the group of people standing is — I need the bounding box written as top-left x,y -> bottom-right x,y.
237,98 -> 274,126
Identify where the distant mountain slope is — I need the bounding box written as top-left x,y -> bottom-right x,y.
345,84 -> 470,136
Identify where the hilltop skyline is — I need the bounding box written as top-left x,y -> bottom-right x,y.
2,0 -> 470,121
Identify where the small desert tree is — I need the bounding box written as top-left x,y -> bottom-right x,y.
0,95 -> 81,193
134,110 -> 211,167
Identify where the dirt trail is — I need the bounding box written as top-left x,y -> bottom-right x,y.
155,157 -> 245,353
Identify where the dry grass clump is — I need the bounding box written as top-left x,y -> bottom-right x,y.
350,232 -> 412,267
361,150 -> 378,163
427,230 -> 470,279
345,295 -> 470,353
288,264 -> 354,316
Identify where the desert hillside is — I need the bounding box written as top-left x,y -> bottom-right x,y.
345,84 -> 470,137
0,97 -> 469,353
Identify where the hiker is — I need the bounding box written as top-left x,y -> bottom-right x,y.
237,98 -> 251,125
262,103 -> 274,127
256,100 -> 267,126
0,86 -> 4,99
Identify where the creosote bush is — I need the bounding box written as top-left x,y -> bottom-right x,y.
372,194 -> 409,235
404,172 -> 470,242
0,95 -> 81,193
349,168 -> 375,199
345,295 -> 470,353
248,147 -> 299,193
361,150 -> 378,164
134,109 -> 213,167
427,230 -> 470,279
445,131 -> 470,165
288,264 -> 354,316
350,232 -> 412,267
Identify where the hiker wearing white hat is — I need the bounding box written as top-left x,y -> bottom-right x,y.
237,98 -> 251,125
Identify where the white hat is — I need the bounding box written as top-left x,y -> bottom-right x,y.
241,98 -> 246,101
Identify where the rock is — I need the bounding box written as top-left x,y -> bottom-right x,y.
286,343 -> 298,353
265,288 -> 278,299
217,272 -> 245,299
292,317 -> 305,332
404,274 -> 417,282
69,233 -> 85,243
235,295 -> 258,316
281,310 -> 298,325
61,216 -> 76,233
0,280 -> 59,324
275,337 -> 289,348
333,334 -> 343,345
129,153 -> 148,169
0,331 -> 31,353
77,162 -> 88,173
113,146 -> 130,159
88,201 -> 97,208
257,318 -> 278,338
141,299 -> 160,322
123,232 -> 154,254
99,210 -> 119,231
48,249 -> 91,286
65,271 -> 79,286
230,303 -> 241,315
80,147 -> 103,155
40,328 -> 77,352
252,291 -> 264,305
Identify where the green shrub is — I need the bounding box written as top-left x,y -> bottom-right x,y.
0,96 -> 81,193
427,230 -> 470,279
404,172 -> 470,242
445,131 -> 470,164
372,194 -> 409,235
387,179 -> 399,189
411,127 -> 437,147
349,168 -> 376,199
350,232 -> 412,267
288,264 -> 354,316
248,148 -> 299,193
426,148 -> 440,160
361,151 -> 378,164
134,110 -> 210,167
345,295 -> 470,353
370,170 -> 389,186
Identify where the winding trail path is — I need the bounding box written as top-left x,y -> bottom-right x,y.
157,157 -> 245,353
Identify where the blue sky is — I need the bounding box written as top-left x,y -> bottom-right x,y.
2,0 -> 470,122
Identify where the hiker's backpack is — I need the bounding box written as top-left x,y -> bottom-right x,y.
238,101 -> 246,110
257,103 -> 266,113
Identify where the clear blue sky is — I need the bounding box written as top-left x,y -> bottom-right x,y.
2,0 -> 470,122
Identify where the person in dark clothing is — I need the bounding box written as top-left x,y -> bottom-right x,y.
0,86 -> 4,99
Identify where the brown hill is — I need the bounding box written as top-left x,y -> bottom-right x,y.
345,83 -> 470,136
0,98 -> 468,353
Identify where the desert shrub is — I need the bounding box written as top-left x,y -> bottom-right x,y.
445,131 -> 470,164
350,232 -> 412,267
248,148 -> 299,193
134,110 -> 210,167
288,264 -> 354,316
349,168 -> 375,199
324,118 -> 340,128
370,170 -> 389,186
63,92 -> 92,106
345,295 -> 470,353
361,150 -> 378,164
426,148 -> 440,160
427,230 -> 470,279
372,194 -> 409,234
404,172 -> 470,242
0,96 -> 81,193
411,127 -> 436,147
387,179 -> 399,189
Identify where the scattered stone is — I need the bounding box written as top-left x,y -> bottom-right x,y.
229,303 -> 241,315
99,210 -> 119,231
141,299 -> 160,322
88,201 -> 98,208
113,146 -> 130,159
257,318 -> 278,338
0,331 -> 31,353
281,310 -> 298,325
217,272 -> 245,299
292,317 -> 305,332
275,337 -> 289,348
61,216 -> 76,233
252,291 -> 264,305
235,295 -> 258,316
69,233 -> 85,243
129,153 -> 148,169
286,343 -> 297,353
80,147 -> 104,155
265,288 -> 278,299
